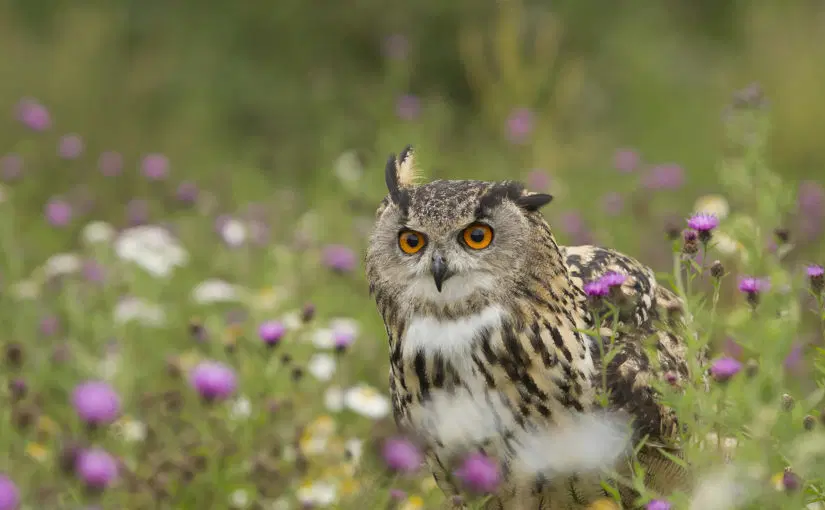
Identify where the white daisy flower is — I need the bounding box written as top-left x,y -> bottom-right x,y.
115,225 -> 189,278
311,328 -> 335,349
113,297 -> 166,327
324,386 -> 345,412
98,354 -> 121,380
267,497 -> 291,510
192,279 -> 241,304
229,489 -> 250,509
344,438 -> 364,464
281,310 -> 303,330
221,218 -> 248,247
296,480 -> 338,507
344,384 -> 391,419
116,417 -> 147,442
82,221 -> 116,245
42,252 -> 82,278
11,279 -> 40,300
230,396 -> 252,420
307,354 -> 336,381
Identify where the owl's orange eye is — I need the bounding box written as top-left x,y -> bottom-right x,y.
398,230 -> 426,254
462,223 -> 494,250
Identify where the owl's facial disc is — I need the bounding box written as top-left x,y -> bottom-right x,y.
430,250 -> 450,292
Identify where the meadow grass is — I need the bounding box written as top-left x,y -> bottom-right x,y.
2,4 -> 825,510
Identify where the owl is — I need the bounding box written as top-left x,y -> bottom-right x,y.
365,146 -> 702,509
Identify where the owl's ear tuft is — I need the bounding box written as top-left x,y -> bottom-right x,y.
385,153 -> 400,202
396,145 -> 420,187
515,193 -> 553,211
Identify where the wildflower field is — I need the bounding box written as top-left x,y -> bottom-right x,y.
1,2 -> 825,509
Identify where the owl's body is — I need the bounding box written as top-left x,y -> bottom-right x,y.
365,148 -> 699,509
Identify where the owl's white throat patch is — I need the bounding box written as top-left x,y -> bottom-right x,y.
402,305 -> 506,363
402,272 -> 497,305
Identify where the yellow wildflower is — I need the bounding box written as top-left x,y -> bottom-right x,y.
25,442 -> 49,462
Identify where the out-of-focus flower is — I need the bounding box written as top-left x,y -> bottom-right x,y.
190,361 -> 237,401
98,151 -> 123,176
308,354 -> 337,381
382,437 -> 423,473
114,225 -> 189,278
646,500 -> 671,510
333,151 -> 363,187
600,272 -> 627,288
16,98 -> 51,131
191,279 -> 240,304
396,95 -> 420,121
322,245 -> 357,273
72,381 -> 121,426
258,320 -> 286,346
42,253 -> 82,278
230,396 -> 252,421
176,181 -> 199,203
526,169 -> 551,191
0,474 -> 20,510
299,415 -> 337,456
455,452 -> 500,493
613,148 -> 640,173
82,221 -> 115,245
126,198 -> 149,226
217,216 -> 248,247
76,448 -> 119,489
324,386 -> 344,412
709,357 -> 742,382
807,264 -> 824,294
584,281 -> 609,297
506,108 -> 534,144
58,134 -> 84,159
45,198 -> 73,227
642,164 -> 684,190
296,479 -> 338,507
114,417 -> 147,442
140,153 -> 169,180
344,384 -> 390,419
693,194 -> 730,221
601,192 -> 624,216
113,297 -> 166,327
229,489 -> 250,509
0,154 -> 23,182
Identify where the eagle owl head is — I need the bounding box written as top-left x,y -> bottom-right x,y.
365,145 -> 555,309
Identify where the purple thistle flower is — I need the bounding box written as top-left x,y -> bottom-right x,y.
808,264 -> 825,278
72,381 -> 121,426
526,169 -> 551,191
642,164 -> 684,190
782,469 -> 801,491
454,452 -> 500,494
16,98 -> 51,131
382,437 -> 423,473
140,153 -> 169,180
58,134 -> 84,160
75,448 -> 119,489
709,357 -> 742,382
584,281 -> 609,297
258,321 -> 286,347
82,259 -> 106,283
175,181 -> 199,203
0,474 -> 20,510
646,500 -> 671,510
190,361 -> 237,401
0,154 -> 23,182
98,151 -> 123,176
333,327 -> 356,351
389,489 -> 407,500
738,276 -> 769,294
506,108 -> 534,144
687,213 -> 719,233
45,198 -> 73,227
614,148 -> 640,173
40,315 -> 60,336
559,211 -> 585,236
322,244 -> 357,273
396,94 -> 420,121
126,199 -> 149,226
599,272 -> 627,288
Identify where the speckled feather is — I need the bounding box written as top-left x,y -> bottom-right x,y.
365,147 -> 703,509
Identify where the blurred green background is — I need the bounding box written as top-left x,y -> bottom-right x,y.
2,0 -> 824,266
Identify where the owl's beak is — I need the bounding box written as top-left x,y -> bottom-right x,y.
430,251 -> 450,292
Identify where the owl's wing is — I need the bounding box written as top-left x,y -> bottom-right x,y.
561,245 -> 704,493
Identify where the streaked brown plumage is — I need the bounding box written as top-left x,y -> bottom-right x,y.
365,146 -> 704,509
